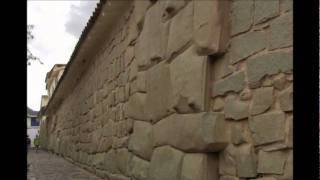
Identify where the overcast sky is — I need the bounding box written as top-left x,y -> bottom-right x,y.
27,1 -> 98,111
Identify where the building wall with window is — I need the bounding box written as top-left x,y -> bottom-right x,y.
27,108 -> 40,147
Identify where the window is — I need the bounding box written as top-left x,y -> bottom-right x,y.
31,117 -> 39,126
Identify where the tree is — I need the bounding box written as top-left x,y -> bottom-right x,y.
27,25 -> 43,65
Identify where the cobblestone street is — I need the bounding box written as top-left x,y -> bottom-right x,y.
27,149 -> 102,180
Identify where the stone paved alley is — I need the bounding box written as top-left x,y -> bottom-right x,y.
27,149 -> 102,180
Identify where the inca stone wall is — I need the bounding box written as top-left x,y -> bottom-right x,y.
42,0 -> 293,180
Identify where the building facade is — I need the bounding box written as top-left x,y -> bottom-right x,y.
27,107 -> 40,147
41,0 -> 293,179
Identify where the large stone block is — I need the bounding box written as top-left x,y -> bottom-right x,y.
170,47 -> 208,113
133,0 -> 152,30
181,153 -> 218,180
103,149 -> 120,174
236,144 -> 257,178
254,0 -> 279,24
124,93 -> 148,121
212,71 -> 246,97
128,155 -> 150,180
135,2 -> 170,68
116,148 -> 132,176
153,112 -> 228,152
193,0 -> 230,55
279,85 -> 292,112
231,0 -> 253,36
251,87 -> 273,115
167,2 -> 193,58
224,96 -> 249,120
269,12 -> 293,50
145,62 -> 172,123
219,144 -> 237,176
249,111 -> 286,145
257,151 -> 287,174
247,52 -> 292,86
230,31 -> 266,64
128,121 -> 153,160
149,146 -> 184,180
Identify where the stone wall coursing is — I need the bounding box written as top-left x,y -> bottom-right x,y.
42,0 -> 293,180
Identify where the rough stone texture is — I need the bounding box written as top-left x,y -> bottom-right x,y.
145,61 -> 172,123
153,113 -> 228,152
148,146 -> 184,180
254,0 -> 279,24
212,71 -> 246,97
231,0 -> 253,36
269,12 -> 293,50
125,93 -> 147,121
249,111 -> 286,145
247,52 -> 292,86
193,0 -> 230,55
251,87 -> 273,115
212,97 -> 224,112
128,121 -> 153,160
257,151 -> 287,174
282,151 -> 293,179
230,31 -> 266,64
161,0 -> 186,22
135,2 -> 169,68
170,47 -> 208,113
279,85 -> 293,112
167,2 -> 193,58
128,155 -> 150,180
219,145 -> 237,176
181,153 -> 218,180
225,96 -> 249,120
236,144 -> 257,178
41,2 -> 292,180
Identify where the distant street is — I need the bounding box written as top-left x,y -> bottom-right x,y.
27,149 -> 102,180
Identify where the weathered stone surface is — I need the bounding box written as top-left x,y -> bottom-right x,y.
116,148 -> 132,176
231,124 -> 247,145
128,121 -> 153,160
254,0 -> 279,24
273,74 -> 287,90
213,54 -> 233,80
251,87 -> 273,115
194,0 -> 230,55
133,0 -> 151,29
257,151 -> 287,174
236,144 -> 257,178
287,116 -> 293,148
128,155 -> 150,180
153,113 -> 228,152
124,93 -> 148,121
181,153 -> 218,180
170,47 -> 208,113
145,62 -> 172,123
225,96 -> 249,120
249,111 -> 286,145
108,174 -> 130,180
231,0 -> 253,36
247,52 -> 292,86
239,88 -> 252,101
280,0 -> 292,12
124,46 -> 134,67
212,97 -> 224,111
161,0 -> 186,21
279,85 -> 292,112
282,151 -> 293,179
135,2 -> 169,68
103,149 -> 120,174
255,178 -> 277,180
219,144 -> 237,176
136,71 -> 146,92
219,176 -> 239,180
167,2 -> 193,58
269,12 -> 292,50
212,71 -> 246,97
149,146 -> 184,180
230,31 -> 266,64
129,59 -> 138,82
